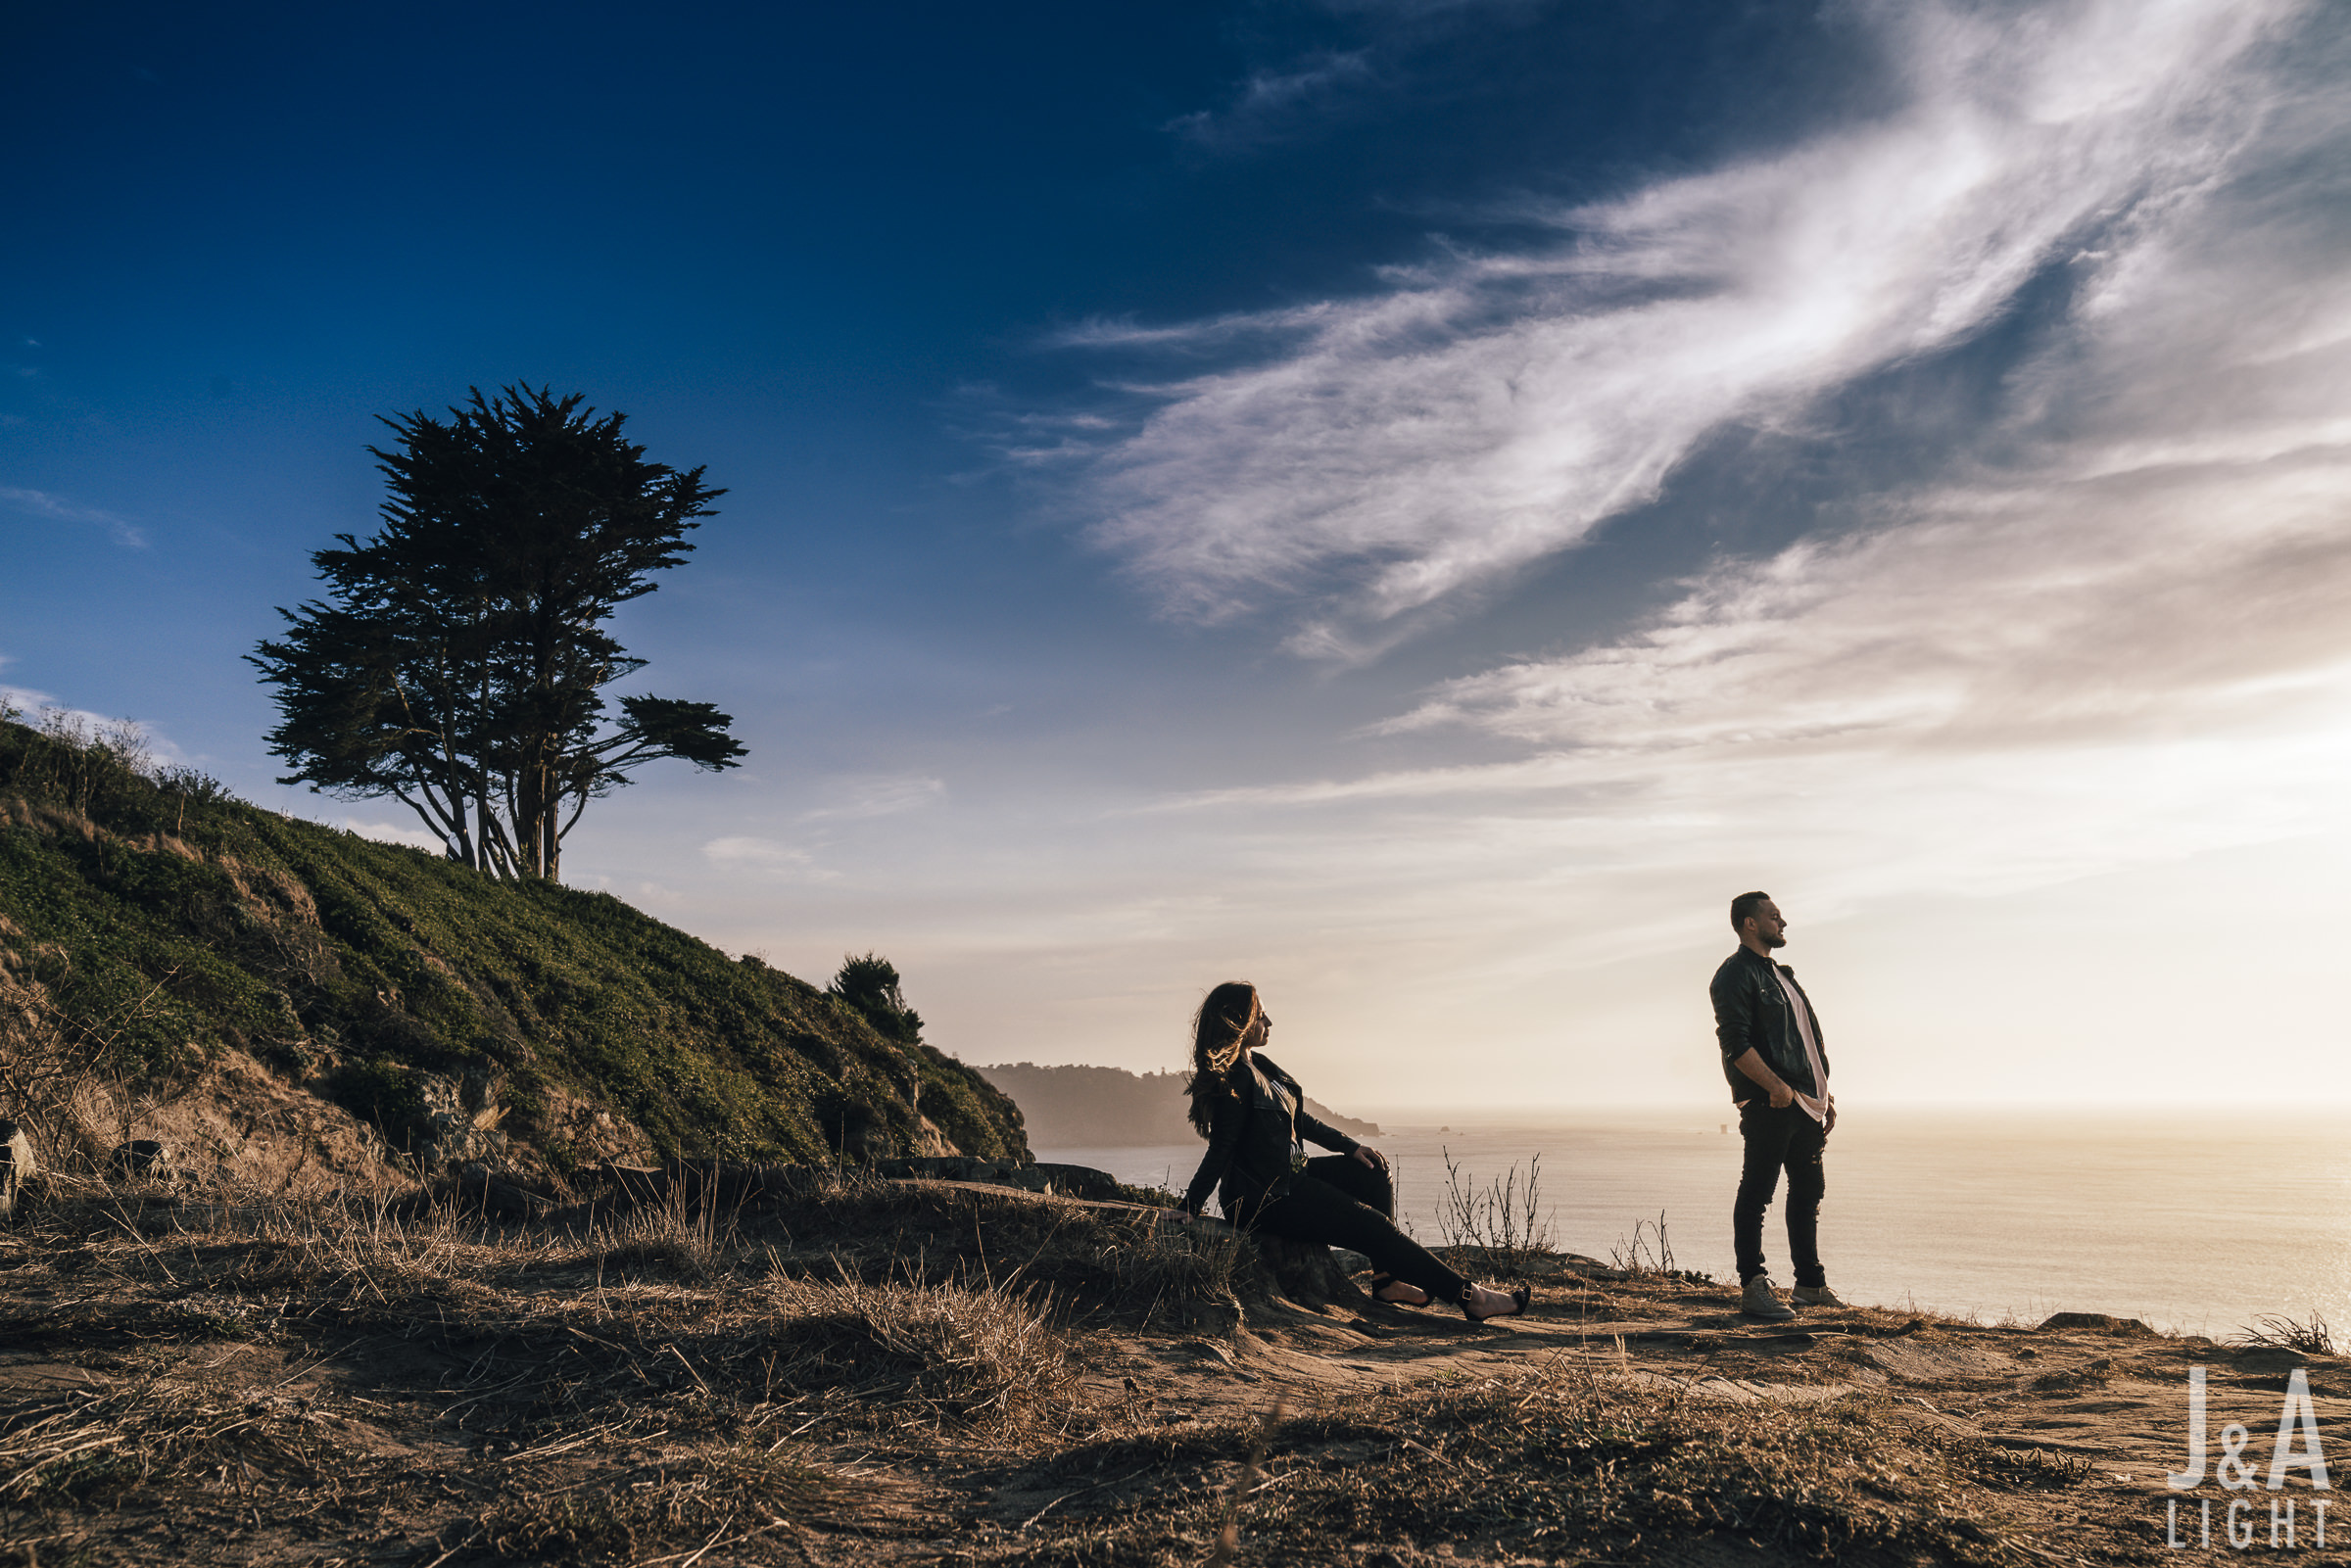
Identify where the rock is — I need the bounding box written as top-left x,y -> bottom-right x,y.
1009,1163 -> 1126,1202
109,1139 -> 175,1179
657,1158 -> 823,1210
873,1156 -> 1126,1201
0,1118 -> 36,1220
2036,1311 -> 2152,1336
390,1164 -> 553,1222
412,1071 -> 508,1171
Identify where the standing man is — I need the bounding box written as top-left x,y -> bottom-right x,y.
1710,891 -> 1845,1320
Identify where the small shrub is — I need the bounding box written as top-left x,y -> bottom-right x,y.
592,1178 -> 735,1278
1106,1218 -> 1251,1320
1610,1210 -> 1675,1274
154,766 -> 237,806
2231,1312 -> 2335,1355
1437,1148 -> 1556,1279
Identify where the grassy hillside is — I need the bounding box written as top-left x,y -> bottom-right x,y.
0,714 -> 1028,1171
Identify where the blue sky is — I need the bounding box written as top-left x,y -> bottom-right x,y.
7,1 -> 2351,1111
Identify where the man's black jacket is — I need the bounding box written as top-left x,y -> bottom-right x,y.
1708,946 -> 1829,1104
1181,1054 -> 1361,1216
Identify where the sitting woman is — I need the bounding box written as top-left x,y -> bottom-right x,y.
1176,980 -> 1529,1322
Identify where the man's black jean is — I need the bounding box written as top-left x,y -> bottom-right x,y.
1233,1154 -> 1469,1304
1734,1102 -> 1827,1287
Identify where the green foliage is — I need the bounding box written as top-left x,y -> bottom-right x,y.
250,383 -> 744,882
0,717 -> 1027,1166
828,951 -> 923,1045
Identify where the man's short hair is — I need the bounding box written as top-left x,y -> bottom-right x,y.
1730,890 -> 1772,933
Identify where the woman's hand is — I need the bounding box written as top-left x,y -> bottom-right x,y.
1352,1146 -> 1389,1174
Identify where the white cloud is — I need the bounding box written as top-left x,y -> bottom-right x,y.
1327,0 -> 2351,906
701,835 -> 841,881
340,818 -> 447,852
1079,0 -> 2309,655
1166,50 -> 1379,152
0,486 -> 148,549
796,774 -> 946,823
1387,480 -> 2351,757
1167,342 -> 2351,922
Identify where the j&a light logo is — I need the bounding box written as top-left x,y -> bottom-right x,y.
2165,1367 -> 2331,1550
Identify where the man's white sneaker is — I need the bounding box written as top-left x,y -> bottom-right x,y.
1791,1284 -> 1847,1308
1741,1275 -> 1796,1320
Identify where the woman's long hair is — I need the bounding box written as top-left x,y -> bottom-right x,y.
1184,981 -> 1261,1137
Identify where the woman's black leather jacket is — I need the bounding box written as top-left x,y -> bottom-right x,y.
1708,945 -> 1829,1104
1181,1054 -> 1361,1216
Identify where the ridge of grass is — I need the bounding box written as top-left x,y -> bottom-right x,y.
0,714 -> 1028,1169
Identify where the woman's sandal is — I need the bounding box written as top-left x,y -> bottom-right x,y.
1460,1283 -> 1532,1322
1369,1272 -> 1431,1306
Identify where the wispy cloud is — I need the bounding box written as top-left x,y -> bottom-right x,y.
0,486 -> 148,549
1166,50 -> 1380,153
796,774 -> 946,823
1078,0 -> 2309,657
1233,461 -> 2351,888
701,835 -> 842,881
1041,0 -> 2351,1016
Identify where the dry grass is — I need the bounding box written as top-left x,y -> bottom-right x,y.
0,1174 -> 2211,1566
2027,1355 -> 2116,1393
2231,1311 -> 2335,1355
469,1443 -> 840,1562
979,1360 -> 2092,1567
0,1177 -> 1152,1565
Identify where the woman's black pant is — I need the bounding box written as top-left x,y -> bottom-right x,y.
1232,1154 -> 1468,1304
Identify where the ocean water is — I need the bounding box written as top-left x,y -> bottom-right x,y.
1036,1108 -> 2351,1338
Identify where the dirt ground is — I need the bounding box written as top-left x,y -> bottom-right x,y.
0,1178 -> 2339,1567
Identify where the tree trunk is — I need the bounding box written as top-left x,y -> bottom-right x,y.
1252,1233 -> 1369,1311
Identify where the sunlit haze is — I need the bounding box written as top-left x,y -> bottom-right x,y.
6,1 -> 2349,1112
